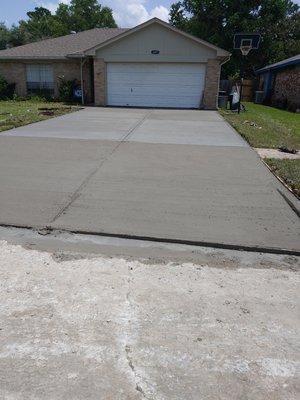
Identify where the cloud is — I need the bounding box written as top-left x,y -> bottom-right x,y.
35,1 -> 70,14
36,1 -> 169,27
148,6 -> 169,22
112,1 -> 169,27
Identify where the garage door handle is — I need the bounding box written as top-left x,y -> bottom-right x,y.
130,88 -> 133,92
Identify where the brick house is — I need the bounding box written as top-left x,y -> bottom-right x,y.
256,54 -> 300,111
0,18 -> 230,109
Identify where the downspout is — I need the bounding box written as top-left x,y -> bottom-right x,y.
219,55 -> 231,68
217,55 -> 231,107
219,55 -> 231,84
80,57 -> 88,105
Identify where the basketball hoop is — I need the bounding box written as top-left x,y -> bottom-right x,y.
240,45 -> 252,56
233,33 -> 261,114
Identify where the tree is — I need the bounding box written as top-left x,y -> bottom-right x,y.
2,1 -> 117,49
0,22 -> 10,50
169,0 -> 300,77
0,22 -> 27,49
8,24 -> 28,47
18,7 -> 59,41
55,0 -> 117,33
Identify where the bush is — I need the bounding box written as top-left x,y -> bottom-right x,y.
0,75 -> 15,99
58,76 -> 75,102
27,91 -> 53,102
0,75 -> 7,93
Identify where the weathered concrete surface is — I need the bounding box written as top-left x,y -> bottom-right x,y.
0,235 -> 299,400
0,108 -> 299,252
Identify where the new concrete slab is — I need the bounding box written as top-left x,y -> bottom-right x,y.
128,120 -> 247,146
2,108 -> 245,146
0,136 -> 117,226
0,107 -> 299,252
51,142 -> 299,252
2,108 -> 149,141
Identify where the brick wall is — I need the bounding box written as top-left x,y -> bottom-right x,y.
94,58 -> 106,106
53,60 -> 93,103
202,59 -> 221,110
0,62 -> 27,97
0,60 -> 93,102
52,61 -> 81,98
271,66 -> 300,110
82,59 -> 93,103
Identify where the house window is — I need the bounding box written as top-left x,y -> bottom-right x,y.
26,64 -> 54,96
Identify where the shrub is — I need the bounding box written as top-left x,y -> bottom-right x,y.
27,92 -> 53,102
0,75 -> 15,99
58,76 -> 75,102
0,75 -> 7,93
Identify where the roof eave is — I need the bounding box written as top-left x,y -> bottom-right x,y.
0,56 -> 69,61
67,53 -> 85,58
256,58 -> 300,74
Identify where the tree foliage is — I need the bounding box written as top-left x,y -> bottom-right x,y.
169,0 -> 300,77
0,23 -> 10,50
1,0 -> 117,49
57,0 -> 117,32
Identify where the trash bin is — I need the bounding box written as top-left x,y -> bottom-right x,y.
254,91 -> 264,104
218,95 -> 228,109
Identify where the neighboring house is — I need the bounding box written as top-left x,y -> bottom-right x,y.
0,18 -> 230,109
256,54 -> 300,111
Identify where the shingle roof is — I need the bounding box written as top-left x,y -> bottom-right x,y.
256,54 -> 300,74
0,28 -> 128,59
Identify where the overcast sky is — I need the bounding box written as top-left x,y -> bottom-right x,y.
1,0 -> 173,27
2,0 -> 300,27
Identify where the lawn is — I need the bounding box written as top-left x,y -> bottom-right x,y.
0,100 -> 80,132
220,102 -> 300,197
219,102 -> 300,150
265,159 -> 300,197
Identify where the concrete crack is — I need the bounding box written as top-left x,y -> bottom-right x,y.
49,110 -> 152,224
123,265 -> 152,400
125,344 -> 149,399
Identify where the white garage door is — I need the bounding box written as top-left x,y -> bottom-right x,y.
107,63 -> 206,108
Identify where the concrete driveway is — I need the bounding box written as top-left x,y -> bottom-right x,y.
0,107 -> 299,253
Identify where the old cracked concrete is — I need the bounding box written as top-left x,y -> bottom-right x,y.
0,229 -> 299,400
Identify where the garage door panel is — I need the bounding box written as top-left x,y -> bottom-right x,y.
108,63 -> 205,73
108,74 -> 205,86
108,86 -> 202,97
107,63 -> 206,108
108,95 -> 202,108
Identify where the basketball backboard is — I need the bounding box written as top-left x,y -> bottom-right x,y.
233,33 -> 261,55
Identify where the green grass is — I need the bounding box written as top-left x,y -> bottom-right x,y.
265,159 -> 300,197
0,100 -> 80,132
220,102 -> 300,197
219,102 -> 300,150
